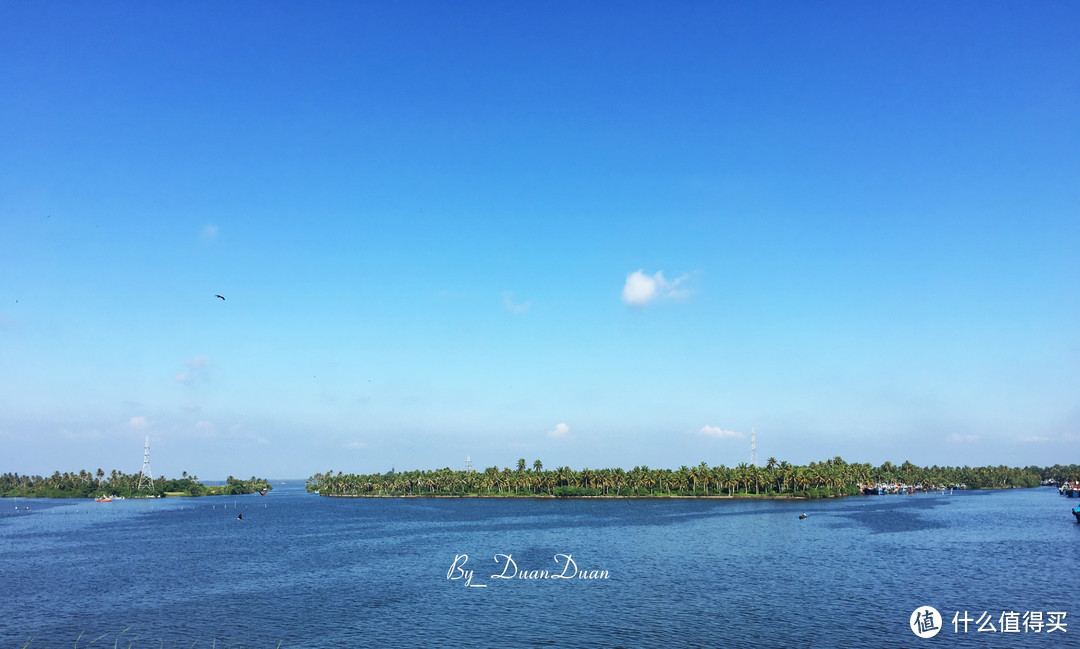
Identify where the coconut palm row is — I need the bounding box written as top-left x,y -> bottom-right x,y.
0,470 -> 270,498
307,457 -> 1045,497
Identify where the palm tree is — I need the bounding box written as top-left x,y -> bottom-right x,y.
735,463 -> 750,494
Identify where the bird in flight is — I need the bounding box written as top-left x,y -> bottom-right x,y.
215,295 -> 226,301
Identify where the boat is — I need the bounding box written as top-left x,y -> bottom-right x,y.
1074,506 -> 1080,523
259,490 -> 268,496
94,496 -> 112,502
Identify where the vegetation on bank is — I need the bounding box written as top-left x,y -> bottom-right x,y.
307,457 -> 1052,499
1031,464 -> 1080,485
0,470 -> 272,499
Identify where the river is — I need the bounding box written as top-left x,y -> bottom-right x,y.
2,483 -> 1077,648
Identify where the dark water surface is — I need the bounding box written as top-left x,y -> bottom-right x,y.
2,484 -> 1077,648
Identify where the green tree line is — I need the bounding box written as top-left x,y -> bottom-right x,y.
307,457 -> 1045,498
0,469 -> 272,498
1025,464 -> 1080,484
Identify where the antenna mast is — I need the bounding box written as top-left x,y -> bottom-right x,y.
466,455 -> 473,473
137,436 -> 154,490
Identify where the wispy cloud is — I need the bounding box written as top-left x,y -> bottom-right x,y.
502,291 -> 531,314
548,422 -> 570,438
699,425 -> 743,439
947,433 -> 979,444
622,269 -> 693,307
200,224 -> 219,242
129,416 -> 150,430
176,355 -> 212,384
60,427 -> 104,441
1015,434 -> 1050,443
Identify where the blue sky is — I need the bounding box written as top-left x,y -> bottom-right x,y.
2,2 -> 1077,479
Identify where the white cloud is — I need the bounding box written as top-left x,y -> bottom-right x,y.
193,420 -> 216,436
548,423 -> 570,438
129,416 -> 150,430
699,425 -> 743,439
1016,434 -> 1050,443
176,355 -> 212,384
621,269 -> 693,307
502,291 -> 531,314
60,427 -> 104,441
947,433 -> 980,444
200,225 -> 219,241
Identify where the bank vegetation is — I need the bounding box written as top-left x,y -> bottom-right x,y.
307,458 -> 1057,499
0,470 -> 272,498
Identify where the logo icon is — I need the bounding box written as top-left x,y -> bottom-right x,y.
910,606 -> 942,638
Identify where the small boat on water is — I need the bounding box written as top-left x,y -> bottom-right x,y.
94,496 -> 112,503
1073,505 -> 1080,523
259,490 -> 268,496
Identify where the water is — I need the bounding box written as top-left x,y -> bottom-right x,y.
2,485 -> 1077,648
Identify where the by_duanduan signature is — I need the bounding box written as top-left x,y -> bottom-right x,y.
446,553 -> 610,588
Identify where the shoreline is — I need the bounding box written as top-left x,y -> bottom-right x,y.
316,487 -> 1027,499
318,493 -> 825,500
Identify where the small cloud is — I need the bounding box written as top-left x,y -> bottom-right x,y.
502,291 -> 531,314
1016,434 -> 1050,443
176,355 -> 212,384
548,423 -> 570,438
344,441 -> 367,450
622,269 -> 693,307
129,416 -> 150,430
947,433 -> 979,444
193,420 -> 216,436
200,225 -> 219,241
699,425 -> 743,439
60,427 -> 104,441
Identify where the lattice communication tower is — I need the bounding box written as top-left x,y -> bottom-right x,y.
137,436 -> 154,490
